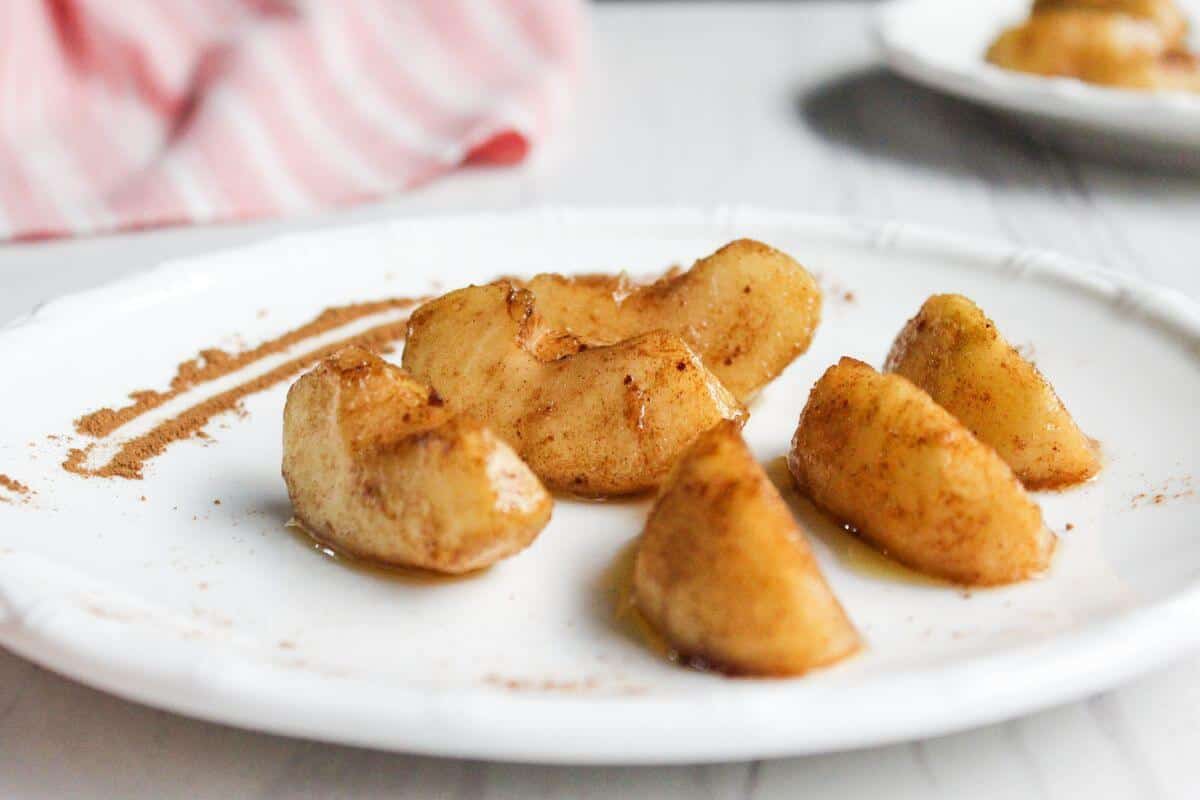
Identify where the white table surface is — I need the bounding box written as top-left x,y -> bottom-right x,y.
2,2 -> 1198,797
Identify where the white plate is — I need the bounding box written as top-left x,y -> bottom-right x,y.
1,208 -> 1199,764
875,0 -> 1200,157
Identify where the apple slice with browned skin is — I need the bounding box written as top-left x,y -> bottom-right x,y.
518,239 -> 822,402
635,421 -> 861,676
885,294 -> 1100,489
790,358 -> 1055,586
402,282 -> 746,496
283,347 -> 551,574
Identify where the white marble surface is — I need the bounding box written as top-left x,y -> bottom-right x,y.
1,2 -> 1198,797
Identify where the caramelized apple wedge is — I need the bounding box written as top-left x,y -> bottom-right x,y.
885,294 -> 1100,489
789,358 -> 1054,586
635,422 -> 860,676
283,347 -> 551,573
519,239 -> 822,401
402,282 -> 746,495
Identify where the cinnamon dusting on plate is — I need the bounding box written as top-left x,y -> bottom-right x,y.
62,299 -> 423,480
0,475 -> 30,495
0,474 -> 32,503
75,299 -> 418,439
483,674 -> 603,693
1131,476 -> 1195,509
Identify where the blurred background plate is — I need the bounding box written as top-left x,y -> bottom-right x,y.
876,0 -> 1200,165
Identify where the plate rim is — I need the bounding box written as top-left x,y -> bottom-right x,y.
2,205 -> 1199,764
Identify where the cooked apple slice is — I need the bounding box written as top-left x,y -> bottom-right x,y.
635,422 -> 860,676
789,358 -> 1054,586
985,10 -> 1199,92
519,239 -> 822,401
885,294 -> 1100,489
402,282 -> 746,495
1032,0 -> 1189,46
282,347 -> 551,574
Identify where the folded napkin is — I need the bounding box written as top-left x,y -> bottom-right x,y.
0,0 -> 585,240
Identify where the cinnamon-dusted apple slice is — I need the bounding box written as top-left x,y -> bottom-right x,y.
789,358 -> 1054,586
519,239 -> 822,401
885,294 -> 1100,489
635,422 -> 860,676
282,347 -> 551,574
402,282 -> 746,496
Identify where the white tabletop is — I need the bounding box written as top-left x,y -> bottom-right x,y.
2,2 -> 1198,797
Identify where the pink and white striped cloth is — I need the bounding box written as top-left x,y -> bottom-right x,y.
0,0 -> 585,241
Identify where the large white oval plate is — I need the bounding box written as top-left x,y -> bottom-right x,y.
1,208 -> 1199,764
875,0 -> 1200,155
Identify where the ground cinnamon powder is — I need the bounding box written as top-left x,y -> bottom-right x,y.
63,299 -> 421,480
75,299 -> 419,438
0,475 -> 30,495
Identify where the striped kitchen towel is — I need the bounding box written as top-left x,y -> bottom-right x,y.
0,0 -> 585,240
